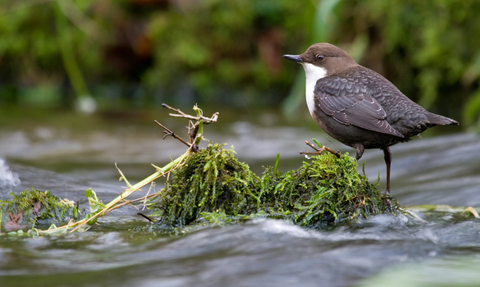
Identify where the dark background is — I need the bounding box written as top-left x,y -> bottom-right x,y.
0,0 -> 479,128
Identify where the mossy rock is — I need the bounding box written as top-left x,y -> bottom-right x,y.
0,188 -> 82,231
258,153 -> 396,228
152,143 -> 399,231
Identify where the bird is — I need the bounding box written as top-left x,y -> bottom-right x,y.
283,43 -> 459,194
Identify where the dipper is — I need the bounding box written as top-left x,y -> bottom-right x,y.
283,43 -> 458,194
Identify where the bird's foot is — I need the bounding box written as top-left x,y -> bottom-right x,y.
383,189 -> 393,210
385,198 -> 392,210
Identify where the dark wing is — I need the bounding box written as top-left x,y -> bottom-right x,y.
315,77 -> 404,138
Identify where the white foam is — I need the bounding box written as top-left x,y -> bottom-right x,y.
0,158 -> 20,189
259,219 -> 311,238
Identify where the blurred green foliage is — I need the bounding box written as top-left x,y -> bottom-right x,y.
0,0 -> 107,103
144,0 -> 310,106
0,0 -> 479,126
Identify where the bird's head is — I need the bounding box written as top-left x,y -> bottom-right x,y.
283,43 -> 357,77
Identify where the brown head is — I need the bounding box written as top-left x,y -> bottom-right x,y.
283,43 -> 358,77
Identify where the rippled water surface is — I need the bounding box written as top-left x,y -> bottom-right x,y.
0,110 -> 479,287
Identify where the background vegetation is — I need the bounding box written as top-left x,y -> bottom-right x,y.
0,0 -> 479,126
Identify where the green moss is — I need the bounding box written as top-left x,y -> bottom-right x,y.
154,144 -> 260,228
151,143 -> 398,232
258,153 -> 396,228
0,188 -> 82,229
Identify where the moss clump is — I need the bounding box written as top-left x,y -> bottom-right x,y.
258,153 -> 396,228
0,188 -> 82,230
151,143 -> 398,231
155,144 -> 260,228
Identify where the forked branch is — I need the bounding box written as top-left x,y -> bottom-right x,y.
300,140 -> 341,158
162,103 -> 219,124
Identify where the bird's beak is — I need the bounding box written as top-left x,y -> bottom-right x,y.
283,54 -> 303,63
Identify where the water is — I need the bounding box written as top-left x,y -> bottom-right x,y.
0,110 -> 479,287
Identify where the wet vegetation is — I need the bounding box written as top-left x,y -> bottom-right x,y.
0,105 -> 398,236
152,143 -> 396,233
0,188 -> 82,234
154,144 -> 261,228
0,144 -> 397,235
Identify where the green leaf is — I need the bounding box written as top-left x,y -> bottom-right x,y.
85,188 -> 93,198
85,213 -> 97,225
273,153 -> 280,176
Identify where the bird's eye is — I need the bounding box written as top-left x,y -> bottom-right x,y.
316,54 -> 325,61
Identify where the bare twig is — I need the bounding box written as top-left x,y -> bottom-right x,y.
137,212 -> 155,222
300,140 -> 341,158
188,121 -> 199,143
162,103 -> 219,124
154,120 -> 192,148
131,192 -> 159,204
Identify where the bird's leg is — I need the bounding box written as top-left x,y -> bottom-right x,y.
382,147 -> 392,195
354,144 -> 364,160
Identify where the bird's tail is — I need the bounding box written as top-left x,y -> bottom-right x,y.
427,113 -> 459,126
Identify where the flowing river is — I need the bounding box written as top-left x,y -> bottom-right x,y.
0,109 -> 479,287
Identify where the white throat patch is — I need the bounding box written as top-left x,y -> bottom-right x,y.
302,63 -> 327,115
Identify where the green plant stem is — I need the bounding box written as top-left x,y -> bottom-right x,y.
35,149 -> 191,236
30,105 -> 217,236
